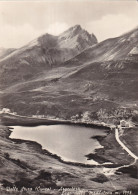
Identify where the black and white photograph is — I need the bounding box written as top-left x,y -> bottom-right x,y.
0,0 -> 138,194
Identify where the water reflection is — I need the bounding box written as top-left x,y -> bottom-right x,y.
10,125 -> 107,165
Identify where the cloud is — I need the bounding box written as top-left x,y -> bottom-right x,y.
0,24 -> 41,48
0,21 -> 69,48
86,14 -> 138,41
47,22 -> 69,35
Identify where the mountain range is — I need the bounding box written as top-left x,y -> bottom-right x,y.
0,25 -> 138,125
0,25 -> 97,88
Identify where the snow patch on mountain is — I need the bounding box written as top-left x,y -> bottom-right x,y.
129,47 -> 138,55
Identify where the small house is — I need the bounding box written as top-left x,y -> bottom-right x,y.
120,120 -> 130,128
0,108 -> 11,114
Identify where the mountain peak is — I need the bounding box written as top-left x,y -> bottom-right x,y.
69,24 -> 82,32
59,24 -> 83,38
57,26 -> 97,53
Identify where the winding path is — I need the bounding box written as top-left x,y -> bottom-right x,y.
115,128 -> 138,161
103,127 -> 138,179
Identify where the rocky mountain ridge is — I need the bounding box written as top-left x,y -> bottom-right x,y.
0,25 -> 97,88
63,27 -> 138,67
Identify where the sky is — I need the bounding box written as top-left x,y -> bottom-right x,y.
0,0 -> 138,48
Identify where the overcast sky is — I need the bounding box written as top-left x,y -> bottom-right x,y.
0,0 -> 138,48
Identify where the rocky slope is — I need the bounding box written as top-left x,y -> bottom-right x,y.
64,27 -> 138,65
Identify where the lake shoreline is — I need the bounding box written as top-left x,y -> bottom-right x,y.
0,120 -> 137,192
1,113 -> 111,130
9,128 -> 102,168
8,125 -> 120,168
1,113 -> 122,168
8,126 -> 125,168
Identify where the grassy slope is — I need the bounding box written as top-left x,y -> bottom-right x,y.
1,59 -> 138,125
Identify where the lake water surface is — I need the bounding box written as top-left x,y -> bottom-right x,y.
10,125 -> 108,165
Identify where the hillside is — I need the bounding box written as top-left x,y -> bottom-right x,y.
64,27 -> 138,66
0,26 -> 138,125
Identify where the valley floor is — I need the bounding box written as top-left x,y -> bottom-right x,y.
0,114 -> 138,195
